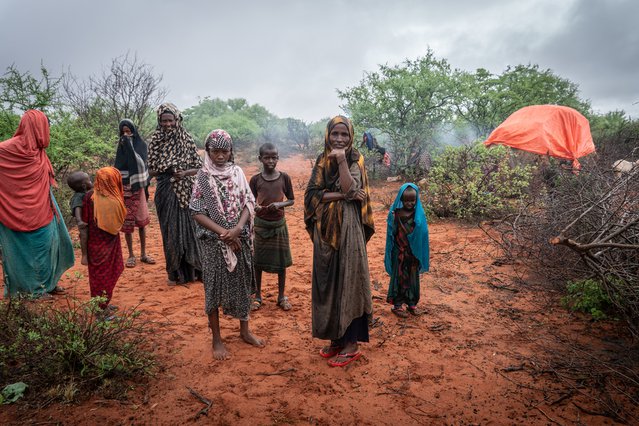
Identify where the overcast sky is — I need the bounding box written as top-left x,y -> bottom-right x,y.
1,0 -> 638,122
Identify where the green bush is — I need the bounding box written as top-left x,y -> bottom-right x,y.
0,111 -> 20,141
425,143 -> 533,219
48,112 -> 115,176
562,279 -> 613,320
0,298 -> 154,404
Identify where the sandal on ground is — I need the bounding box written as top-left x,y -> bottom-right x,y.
125,256 -> 136,268
328,351 -> 362,367
391,306 -> 409,318
107,304 -> 119,312
251,298 -> 262,311
35,292 -> 53,300
277,296 -> 292,311
50,286 -> 66,294
319,344 -> 342,359
98,313 -> 117,322
407,306 -> 422,316
140,255 -> 156,265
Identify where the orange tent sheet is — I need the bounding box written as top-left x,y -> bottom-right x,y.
484,105 -> 595,169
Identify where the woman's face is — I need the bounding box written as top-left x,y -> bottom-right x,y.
208,148 -> 231,167
328,123 -> 351,150
121,125 -> 133,137
160,113 -> 176,131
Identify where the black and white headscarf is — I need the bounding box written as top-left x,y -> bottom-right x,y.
114,119 -> 149,192
148,103 -> 202,208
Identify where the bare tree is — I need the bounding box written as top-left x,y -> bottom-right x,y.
61,70 -> 93,121
63,52 -> 167,131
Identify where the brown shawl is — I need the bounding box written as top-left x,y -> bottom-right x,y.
304,116 -> 374,249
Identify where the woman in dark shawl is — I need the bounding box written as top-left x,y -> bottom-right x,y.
148,103 -> 202,284
114,119 -> 154,267
304,115 -> 374,367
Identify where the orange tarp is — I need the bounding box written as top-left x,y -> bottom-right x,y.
484,105 -> 595,169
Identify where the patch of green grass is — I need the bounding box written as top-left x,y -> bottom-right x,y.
562,278 -> 612,320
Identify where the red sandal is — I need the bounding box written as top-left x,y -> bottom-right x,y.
319,345 -> 342,359
327,351 -> 361,367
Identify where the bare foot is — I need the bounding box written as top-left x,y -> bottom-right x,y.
212,339 -> 230,360
340,343 -> 359,355
240,331 -> 265,348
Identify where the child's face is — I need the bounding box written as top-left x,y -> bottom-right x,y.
208,148 -> 231,167
81,174 -> 93,191
401,188 -> 417,211
259,149 -> 279,171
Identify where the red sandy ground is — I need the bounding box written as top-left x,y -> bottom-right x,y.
0,154 -> 632,425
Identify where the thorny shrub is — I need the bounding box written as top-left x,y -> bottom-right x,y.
424,143 -> 533,219
0,297 -> 155,405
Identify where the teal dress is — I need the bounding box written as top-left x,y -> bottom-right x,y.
386,213 -> 421,307
0,190 -> 74,297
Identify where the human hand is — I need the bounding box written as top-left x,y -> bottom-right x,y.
266,202 -> 280,211
173,169 -> 186,180
220,226 -> 241,243
81,255 -> 88,266
219,231 -> 232,243
351,189 -> 366,201
327,148 -> 346,162
229,238 -> 241,252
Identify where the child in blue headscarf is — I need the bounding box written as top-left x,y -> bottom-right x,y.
384,183 -> 430,317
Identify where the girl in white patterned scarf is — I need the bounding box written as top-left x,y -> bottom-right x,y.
190,129 -> 264,360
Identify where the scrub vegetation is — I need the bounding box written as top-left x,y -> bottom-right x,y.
0,297 -> 154,405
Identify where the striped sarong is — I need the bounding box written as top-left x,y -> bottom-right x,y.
121,187 -> 150,234
253,216 -> 292,273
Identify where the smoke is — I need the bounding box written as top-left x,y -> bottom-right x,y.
432,122 -> 481,148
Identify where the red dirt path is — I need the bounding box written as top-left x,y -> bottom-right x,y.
1,154 -> 629,425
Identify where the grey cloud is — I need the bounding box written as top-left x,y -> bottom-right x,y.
1,0 -> 637,120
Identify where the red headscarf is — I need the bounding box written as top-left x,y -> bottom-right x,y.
0,110 -> 55,231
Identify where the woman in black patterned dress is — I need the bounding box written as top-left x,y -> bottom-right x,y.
148,103 -> 202,285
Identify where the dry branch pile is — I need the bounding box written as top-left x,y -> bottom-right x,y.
489,161 -> 639,334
